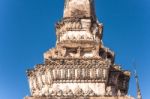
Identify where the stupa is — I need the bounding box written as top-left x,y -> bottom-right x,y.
25,0 -> 135,99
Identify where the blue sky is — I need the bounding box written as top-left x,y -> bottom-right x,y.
0,0 -> 150,99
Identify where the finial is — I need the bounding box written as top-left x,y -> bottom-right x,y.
132,61 -> 142,99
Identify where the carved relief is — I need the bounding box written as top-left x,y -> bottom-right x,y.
106,86 -> 113,96
26,0 -> 132,98
84,86 -> 95,96
74,85 -> 84,96
63,86 -> 74,96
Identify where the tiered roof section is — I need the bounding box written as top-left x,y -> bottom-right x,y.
25,0 -> 134,99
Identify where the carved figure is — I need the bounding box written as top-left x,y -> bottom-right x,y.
26,0 -> 133,98
106,86 -> 113,96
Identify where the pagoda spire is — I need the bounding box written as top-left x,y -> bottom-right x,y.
133,62 -> 142,99
25,1 -> 134,99
134,70 -> 142,99
63,0 -> 96,19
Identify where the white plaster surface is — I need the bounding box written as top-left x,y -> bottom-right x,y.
61,31 -> 93,41
52,83 -> 105,95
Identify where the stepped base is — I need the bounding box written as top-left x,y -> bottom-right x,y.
24,96 -> 134,99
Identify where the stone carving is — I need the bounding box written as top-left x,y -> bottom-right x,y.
71,9 -> 88,17
44,48 -> 58,59
25,0 -> 133,99
74,85 -> 84,96
84,86 -> 95,96
92,46 -> 100,58
106,86 -> 113,96
69,47 -> 81,58
63,0 -> 95,18
117,90 -> 122,96
51,85 -> 63,96
63,86 -> 74,96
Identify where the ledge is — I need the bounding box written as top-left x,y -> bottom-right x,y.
24,96 -> 134,99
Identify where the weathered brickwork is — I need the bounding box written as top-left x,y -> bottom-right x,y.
25,0 -> 134,99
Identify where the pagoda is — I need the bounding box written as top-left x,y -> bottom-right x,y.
25,0 -> 134,99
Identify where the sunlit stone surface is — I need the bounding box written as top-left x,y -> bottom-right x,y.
25,0 -> 134,99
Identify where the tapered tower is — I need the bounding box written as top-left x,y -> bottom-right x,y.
25,0 -> 134,99
64,0 -> 96,18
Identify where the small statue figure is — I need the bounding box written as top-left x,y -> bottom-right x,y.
106,86 -> 113,96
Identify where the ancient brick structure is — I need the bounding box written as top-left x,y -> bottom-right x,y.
25,0 -> 135,99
